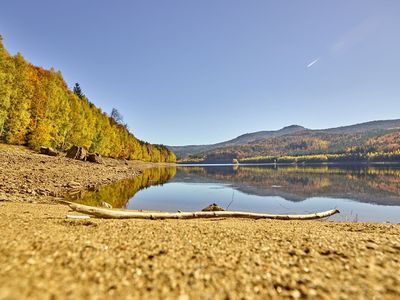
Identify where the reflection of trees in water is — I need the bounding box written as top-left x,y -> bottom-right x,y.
286,176 -> 310,186
74,167 -> 176,208
177,165 -> 400,204
73,165 -> 400,208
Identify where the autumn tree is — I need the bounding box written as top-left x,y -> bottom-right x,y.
0,35 -> 13,137
4,53 -> 33,144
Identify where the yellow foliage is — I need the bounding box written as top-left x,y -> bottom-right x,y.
0,37 -> 175,162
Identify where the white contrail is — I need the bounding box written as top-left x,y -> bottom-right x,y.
307,58 -> 319,68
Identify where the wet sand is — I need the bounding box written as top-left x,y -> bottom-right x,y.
0,144 -> 399,299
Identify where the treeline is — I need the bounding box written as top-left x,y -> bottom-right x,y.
239,150 -> 400,164
0,36 -> 175,162
179,131 -> 400,163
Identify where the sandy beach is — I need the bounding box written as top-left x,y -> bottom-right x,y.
0,145 -> 399,299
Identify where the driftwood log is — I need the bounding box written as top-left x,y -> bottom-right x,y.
69,203 -> 340,220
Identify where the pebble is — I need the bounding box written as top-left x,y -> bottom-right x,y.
366,242 -> 379,250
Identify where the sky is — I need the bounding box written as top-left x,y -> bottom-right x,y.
1,1 -> 399,145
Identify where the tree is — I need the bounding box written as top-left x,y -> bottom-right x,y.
111,108 -> 124,124
73,82 -> 85,99
4,53 -> 32,144
0,36 -> 14,137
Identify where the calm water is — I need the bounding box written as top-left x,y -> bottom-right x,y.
75,164 -> 400,223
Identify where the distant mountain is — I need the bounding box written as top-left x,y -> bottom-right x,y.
320,119 -> 400,134
168,119 -> 400,162
169,125 -> 307,158
222,125 -> 307,145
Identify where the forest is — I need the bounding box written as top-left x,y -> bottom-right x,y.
239,151 -> 400,164
0,36 -> 175,162
179,127 -> 400,163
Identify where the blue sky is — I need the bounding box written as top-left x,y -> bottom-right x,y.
1,1 -> 399,145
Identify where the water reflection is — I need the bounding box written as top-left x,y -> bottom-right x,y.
72,164 -> 400,222
174,165 -> 400,206
73,167 -> 176,208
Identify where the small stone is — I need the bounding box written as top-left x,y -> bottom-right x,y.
366,242 -> 378,250
308,289 -> 317,296
39,146 -> 58,156
201,203 -> 225,211
67,181 -> 81,188
87,185 -> 99,192
86,153 -> 103,164
290,289 -> 301,299
101,201 -> 112,209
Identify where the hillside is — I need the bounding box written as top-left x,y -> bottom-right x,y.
0,36 -> 175,162
169,119 -> 400,163
169,125 -> 306,158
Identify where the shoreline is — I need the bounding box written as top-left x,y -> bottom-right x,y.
0,143 -> 170,204
177,161 -> 400,166
0,144 -> 399,299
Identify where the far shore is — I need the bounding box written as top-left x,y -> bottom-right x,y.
177,161 -> 400,166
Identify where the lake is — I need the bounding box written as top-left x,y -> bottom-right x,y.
74,164 -> 400,223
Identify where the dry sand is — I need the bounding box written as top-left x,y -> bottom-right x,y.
0,144 -> 399,299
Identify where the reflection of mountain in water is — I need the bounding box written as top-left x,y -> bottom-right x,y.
73,167 -> 176,208
173,165 -> 400,206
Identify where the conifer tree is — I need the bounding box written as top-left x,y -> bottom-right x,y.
73,82 -> 85,99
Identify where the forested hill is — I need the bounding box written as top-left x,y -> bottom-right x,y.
0,36 -> 175,162
169,125 -> 306,158
170,120 -> 400,163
